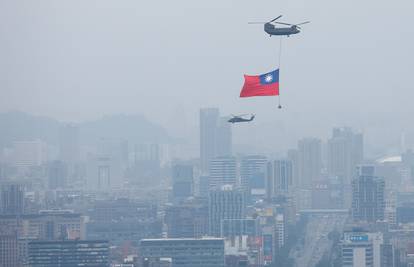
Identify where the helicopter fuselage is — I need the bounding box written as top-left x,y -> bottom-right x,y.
228,116 -> 255,124
264,23 -> 300,36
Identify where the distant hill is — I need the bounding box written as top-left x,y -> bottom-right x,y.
0,111 -> 61,148
0,111 -> 170,148
79,114 -> 170,145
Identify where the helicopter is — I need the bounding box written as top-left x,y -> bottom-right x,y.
228,114 -> 255,124
249,15 -> 310,37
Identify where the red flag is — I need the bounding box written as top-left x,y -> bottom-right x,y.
240,69 -> 279,97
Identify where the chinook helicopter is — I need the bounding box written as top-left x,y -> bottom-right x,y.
249,15 -> 310,37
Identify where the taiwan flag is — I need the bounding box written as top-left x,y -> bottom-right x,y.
240,69 -> 279,97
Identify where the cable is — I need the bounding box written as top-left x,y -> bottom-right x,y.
278,36 -> 283,109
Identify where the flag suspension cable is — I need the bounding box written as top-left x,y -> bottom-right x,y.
277,36 -> 283,109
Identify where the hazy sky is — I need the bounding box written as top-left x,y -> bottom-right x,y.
1,0 -> 413,155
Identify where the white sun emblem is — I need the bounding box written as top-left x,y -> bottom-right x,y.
265,74 -> 273,83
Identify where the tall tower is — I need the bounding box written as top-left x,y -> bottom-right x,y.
215,116 -> 232,157
48,161 -> 67,190
327,127 -> 363,184
240,155 -> 267,190
208,185 -> 246,237
266,159 -> 293,199
200,108 -> 219,174
172,164 -> 194,203
209,157 -> 237,189
352,165 -> 385,222
0,182 -> 24,215
297,138 -> 322,189
200,108 -> 232,174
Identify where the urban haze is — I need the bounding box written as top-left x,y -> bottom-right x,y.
0,0 -> 413,267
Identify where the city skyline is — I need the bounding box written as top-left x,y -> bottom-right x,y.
1,0 -> 414,266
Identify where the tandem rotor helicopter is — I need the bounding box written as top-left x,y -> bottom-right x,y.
249,15 -> 310,37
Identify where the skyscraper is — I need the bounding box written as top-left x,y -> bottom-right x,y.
171,164 -> 194,202
47,160 -> 67,190
297,138 -> 322,189
240,155 -> 267,190
266,159 -> 293,199
208,185 -> 246,237
200,108 -> 219,174
215,116 -> 232,157
199,108 -> 232,174
327,127 -> 364,184
0,230 -> 18,267
209,157 -> 237,189
352,165 -> 385,222
287,149 -> 299,188
165,203 -> 208,238
0,182 -> 24,215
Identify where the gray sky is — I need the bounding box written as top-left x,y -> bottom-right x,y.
1,0 -> 413,155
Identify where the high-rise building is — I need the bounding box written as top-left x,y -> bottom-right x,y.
297,138 -> 322,189
240,155 -> 267,190
165,203 -> 208,238
198,176 -> 210,199
208,185 -> 246,237
0,182 -> 24,215
258,206 -> 288,265
209,157 -> 237,189
47,160 -> 67,190
266,160 -> 293,199
327,127 -> 363,184
287,149 -> 299,188
171,164 -> 194,202
28,240 -> 109,267
352,165 -> 385,222
59,124 -> 80,164
200,108 -> 232,174
139,238 -> 225,267
97,156 -> 111,189
0,230 -> 18,267
200,108 -> 220,174
132,143 -> 161,186
215,117 -> 232,157
341,231 -> 384,267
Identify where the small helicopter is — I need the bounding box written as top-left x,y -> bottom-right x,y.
249,15 -> 310,37
228,114 -> 255,124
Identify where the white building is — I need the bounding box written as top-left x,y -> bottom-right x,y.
209,157 -> 237,189
341,232 -> 383,267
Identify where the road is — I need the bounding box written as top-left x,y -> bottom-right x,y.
290,213 -> 347,267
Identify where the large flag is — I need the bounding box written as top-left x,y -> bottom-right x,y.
240,69 -> 279,97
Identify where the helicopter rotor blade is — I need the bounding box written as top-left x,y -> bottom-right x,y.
273,21 -> 293,26
248,22 -> 266,24
296,21 -> 310,26
269,15 -> 283,23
